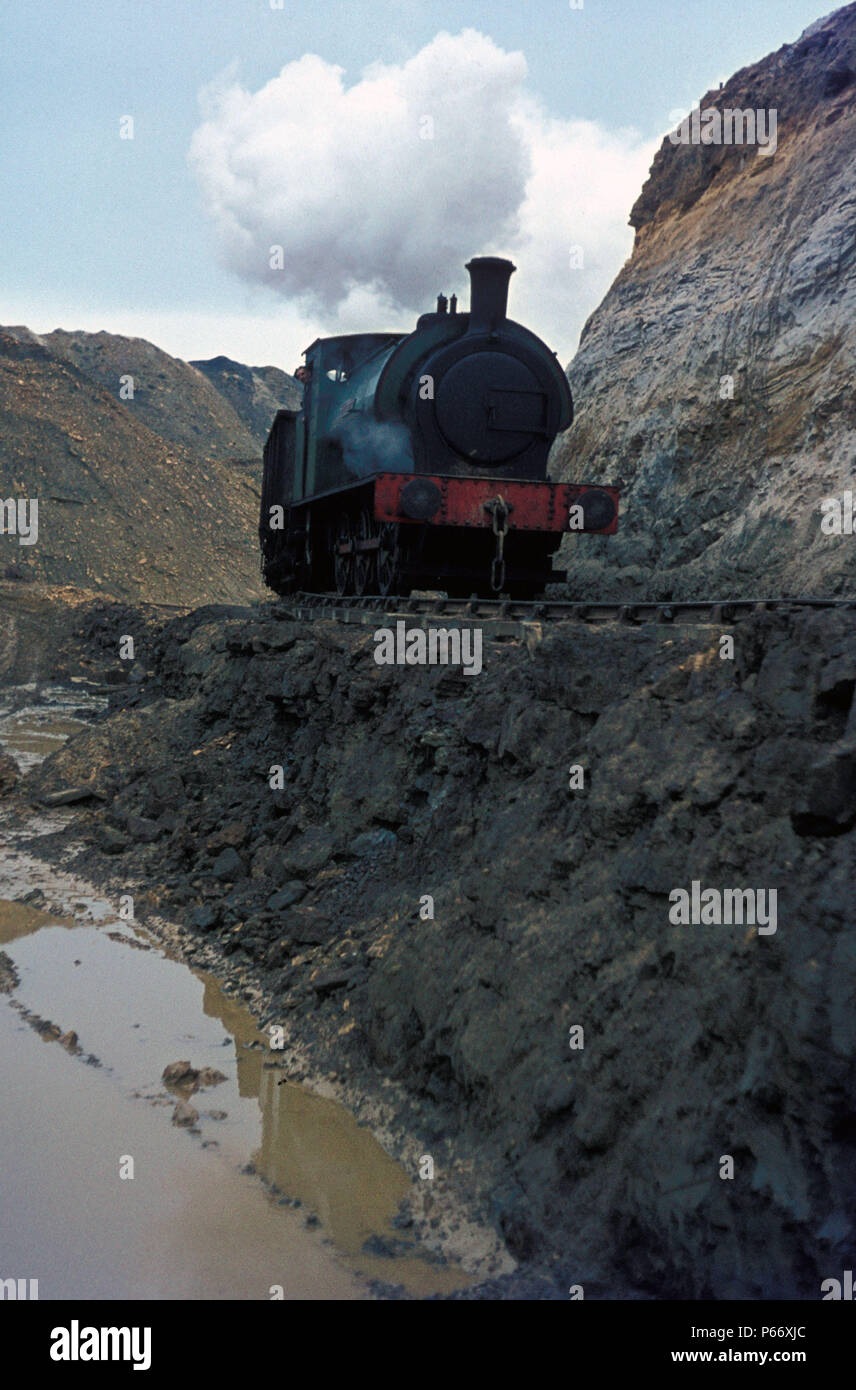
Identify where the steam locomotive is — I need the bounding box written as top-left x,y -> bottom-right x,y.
260,257 -> 618,599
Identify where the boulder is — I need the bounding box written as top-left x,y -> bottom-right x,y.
191,904 -> 220,931
348,828 -> 398,857
0,751 -> 19,796
97,825 -> 128,855
279,827 -> 336,878
211,846 -> 245,881
266,881 -> 307,912
171,1099 -> 199,1127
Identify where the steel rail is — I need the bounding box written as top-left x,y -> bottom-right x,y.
276,592 -> 856,638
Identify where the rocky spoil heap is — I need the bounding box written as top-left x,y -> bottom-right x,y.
0,584 -> 165,684
35,329 -> 261,462
5,328 -> 300,464
554,3 -> 856,601
0,331 -> 265,604
21,603 -> 856,1296
190,356 -> 301,445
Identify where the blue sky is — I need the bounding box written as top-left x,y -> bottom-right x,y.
1,0 -> 830,369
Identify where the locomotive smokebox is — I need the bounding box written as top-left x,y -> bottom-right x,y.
465,257 -> 516,334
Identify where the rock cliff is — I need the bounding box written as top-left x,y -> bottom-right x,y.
554,3 -> 856,601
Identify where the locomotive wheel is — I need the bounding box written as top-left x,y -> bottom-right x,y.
299,518 -> 315,591
353,507 -> 376,597
377,522 -> 403,598
332,512 -> 354,596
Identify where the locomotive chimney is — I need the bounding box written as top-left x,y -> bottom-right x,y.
465,257 -> 516,333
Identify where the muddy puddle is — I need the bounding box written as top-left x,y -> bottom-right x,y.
0,689 -> 470,1299
0,682 -> 107,773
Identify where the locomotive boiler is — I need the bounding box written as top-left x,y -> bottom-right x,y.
260,256 -> 618,599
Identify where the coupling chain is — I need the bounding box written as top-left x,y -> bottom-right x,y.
484,494 -> 511,592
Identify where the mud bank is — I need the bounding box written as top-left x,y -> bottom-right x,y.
0,581 -> 173,687
0,691 -> 493,1299
8,598 -> 856,1298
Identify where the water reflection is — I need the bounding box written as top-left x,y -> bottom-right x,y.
199,975 -> 468,1293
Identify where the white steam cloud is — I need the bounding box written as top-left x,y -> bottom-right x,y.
189,29 -> 657,360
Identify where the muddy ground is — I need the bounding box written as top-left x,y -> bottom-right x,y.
3,585 -> 856,1297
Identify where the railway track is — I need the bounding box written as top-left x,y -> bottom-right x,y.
280,592 -> 856,640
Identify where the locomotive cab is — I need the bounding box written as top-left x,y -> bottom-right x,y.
298,333 -> 406,497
